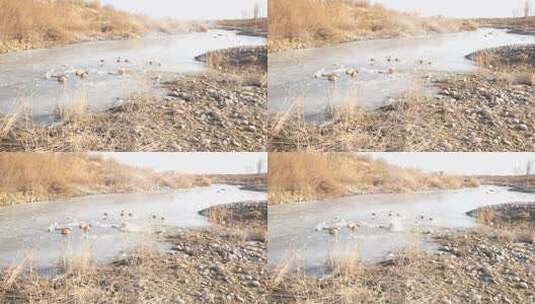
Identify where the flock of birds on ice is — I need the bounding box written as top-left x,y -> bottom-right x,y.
313,55 -> 434,83
46,210 -> 168,236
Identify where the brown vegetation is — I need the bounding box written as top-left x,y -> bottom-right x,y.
468,45 -> 535,88
0,153 -> 207,207
0,0 -> 148,53
268,0 -> 477,52
269,72 -> 535,152
195,46 -> 267,86
268,153 -> 479,204
0,72 -> 266,152
270,229 -> 534,304
0,228 -> 267,303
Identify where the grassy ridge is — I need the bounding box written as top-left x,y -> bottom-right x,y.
268,153 -> 479,204
268,0 -> 477,52
0,0 -> 148,53
0,153 -> 207,206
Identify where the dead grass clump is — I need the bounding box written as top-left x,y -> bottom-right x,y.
475,207 -> 497,225
54,92 -> 91,123
468,45 -> 535,86
268,85 -> 436,152
514,230 -> 535,244
0,0 -> 148,53
268,0 -> 474,51
268,153 -> 476,204
514,71 -> 535,85
195,46 -> 267,88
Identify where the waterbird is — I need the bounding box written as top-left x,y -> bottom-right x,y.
371,212 -> 376,216
347,223 -> 359,231
345,68 -> 359,78
79,223 -> 92,232
388,67 -> 395,75
60,228 -> 72,235
47,222 -> 58,232
327,74 -> 338,82
120,210 -> 125,217
75,69 -> 88,78
128,212 -> 133,217
56,75 -> 67,83
327,227 -> 339,236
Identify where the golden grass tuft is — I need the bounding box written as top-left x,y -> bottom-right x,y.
268,153 -> 479,204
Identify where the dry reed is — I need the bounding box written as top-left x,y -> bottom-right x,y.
268,153 -> 479,204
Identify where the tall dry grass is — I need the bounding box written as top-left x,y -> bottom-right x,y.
0,0 -> 148,52
0,153 -> 206,206
268,0 -> 477,51
268,153 -> 480,204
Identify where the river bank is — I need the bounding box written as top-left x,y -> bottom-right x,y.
475,17 -> 535,36
216,18 -> 267,38
0,153 -> 212,207
1,69 -> 266,152
268,0 -> 477,53
268,153 -> 479,204
478,175 -> 535,193
0,192 -> 268,303
269,202 -> 534,304
0,224 -> 268,303
269,43 -> 534,152
0,0 -> 150,54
